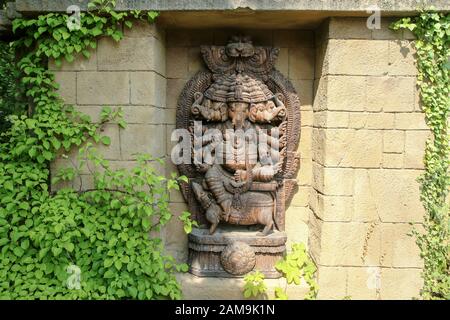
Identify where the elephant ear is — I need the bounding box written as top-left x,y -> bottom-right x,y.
248,103 -> 258,122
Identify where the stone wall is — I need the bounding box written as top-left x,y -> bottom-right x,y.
312,18 -> 424,300
50,17 -> 425,300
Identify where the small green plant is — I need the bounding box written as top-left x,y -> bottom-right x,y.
178,211 -> 198,234
242,243 -> 318,300
243,270 -> 267,298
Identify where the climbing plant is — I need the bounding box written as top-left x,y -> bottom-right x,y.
243,243 -> 318,300
392,11 -> 449,300
0,0 -> 190,299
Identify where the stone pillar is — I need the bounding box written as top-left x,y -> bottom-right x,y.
311,18 -> 424,300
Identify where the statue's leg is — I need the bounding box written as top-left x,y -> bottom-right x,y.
258,220 -> 274,236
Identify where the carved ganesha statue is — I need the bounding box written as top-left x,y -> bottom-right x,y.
176,35 -> 301,239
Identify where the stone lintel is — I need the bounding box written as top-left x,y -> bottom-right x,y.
13,0 -> 450,13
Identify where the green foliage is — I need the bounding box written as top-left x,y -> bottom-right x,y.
243,270 -> 267,298
242,243 -> 318,300
178,211 -> 198,234
0,41 -> 27,134
392,11 -> 449,300
0,0 -> 186,299
275,243 -> 318,300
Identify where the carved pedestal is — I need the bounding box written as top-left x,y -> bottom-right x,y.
188,227 -> 287,278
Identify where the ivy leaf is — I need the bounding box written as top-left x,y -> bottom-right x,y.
100,136 -> 111,146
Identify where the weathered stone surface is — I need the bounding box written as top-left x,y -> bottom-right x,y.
178,272 -> 309,300
288,47 -> 315,80
77,72 -> 129,105
120,124 -> 166,160
167,47 -> 189,79
311,191 -> 353,222
328,17 -> 372,40
383,130 -> 404,153
404,130 -> 429,169
318,222 -> 381,266
381,268 -> 423,300
395,112 -> 428,130
16,0 -> 450,13
291,79 -> 314,107
289,186 -> 310,207
381,223 -> 423,268
130,71 -> 166,107
313,166 -> 354,196
317,266 -> 347,300
383,153 -> 403,169
54,72 -> 76,105
167,79 -> 187,108
273,30 -> 314,48
298,126 -> 312,160
164,202 -> 189,262
297,158 -> 312,186
348,113 -> 395,130
324,40 -> 389,76
322,129 -> 383,168
124,19 -> 165,41
388,40 -> 418,76
353,169 -> 424,223
326,76 -> 366,111
346,267 -> 380,299
98,37 -> 165,74
366,76 -> 415,112
372,17 -> 403,40
285,210 -> 309,248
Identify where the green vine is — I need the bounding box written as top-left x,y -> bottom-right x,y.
243,243 -> 318,300
392,11 -> 449,300
0,1 -> 191,299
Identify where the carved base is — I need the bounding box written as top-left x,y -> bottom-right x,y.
188,227 -> 287,278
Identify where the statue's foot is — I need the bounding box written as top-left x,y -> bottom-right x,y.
209,223 -> 219,234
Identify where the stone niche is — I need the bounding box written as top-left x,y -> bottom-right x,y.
175,35 -> 301,278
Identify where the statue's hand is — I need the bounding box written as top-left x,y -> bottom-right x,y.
234,170 -> 248,182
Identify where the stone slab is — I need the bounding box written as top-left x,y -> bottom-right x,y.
14,0 -> 450,13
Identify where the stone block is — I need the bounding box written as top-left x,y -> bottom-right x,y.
300,109 -> 313,128
54,72 -> 76,104
383,130 -> 404,153
49,48 -> 97,71
298,126 -> 312,160
167,29 -> 213,47
297,158 -> 312,186
167,46 -> 189,79
291,79 -> 314,107
325,39 -> 389,76
367,76 -> 415,112
317,111 -> 349,128
349,113 -> 395,130
353,169 -> 382,222
404,131 -> 429,169
290,186 -> 310,207
311,129 -> 325,165
315,194 -> 353,222
381,223 -> 423,268
317,266 -> 347,300
120,124 -> 166,160
323,129 -> 383,168
313,163 -> 354,196
395,113 -> 428,130
328,17 -> 372,39
96,124 -> 121,160
285,211 -> 309,249
167,79 -> 187,108
372,18 -> 403,40
353,169 -> 424,223
381,268 -> 422,300
383,153 -> 403,169
288,47 -> 315,80
188,47 -> 206,76
98,37 -> 165,75
124,20 -> 164,41
388,40 -> 417,76
275,47 -> 289,75
273,30 -> 314,48
130,71 -> 166,107
326,76 -> 366,111
319,222 -> 381,266
77,72 -> 129,105
346,267 -> 380,300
